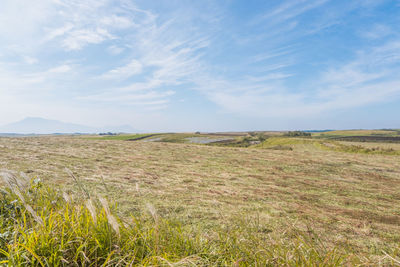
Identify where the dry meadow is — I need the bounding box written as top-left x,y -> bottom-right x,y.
1,134 -> 400,264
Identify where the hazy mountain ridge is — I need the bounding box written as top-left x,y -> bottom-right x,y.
0,117 -> 137,134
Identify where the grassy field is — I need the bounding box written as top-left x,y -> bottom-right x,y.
313,129 -> 400,139
90,133 -> 241,144
88,133 -> 158,141
1,131 -> 400,265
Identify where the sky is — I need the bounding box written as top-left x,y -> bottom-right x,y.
0,0 -> 400,132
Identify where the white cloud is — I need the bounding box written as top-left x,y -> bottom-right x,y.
360,24 -> 393,40
246,73 -> 294,82
251,47 -> 296,63
79,90 -> 175,107
23,56 -> 38,65
83,9 -> 211,108
100,60 -> 142,80
0,0 -> 54,41
100,15 -> 135,29
107,45 -> 125,55
44,23 -> 74,42
193,40 -> 400,117
0,0 -> 139,52
47,64 -> 72,73
62,28 -> 114,50
0,0 -> 210,117
251,0 -> 328,26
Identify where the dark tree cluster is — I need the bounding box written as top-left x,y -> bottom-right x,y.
285,131 -> 311,137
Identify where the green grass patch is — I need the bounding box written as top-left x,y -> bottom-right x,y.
313,129 -> 400,138
88,134 -> 158,141
157,133 -> 235,144
256,137 -> 400,155
255,137 -> 316,148
317,142 -> 400,156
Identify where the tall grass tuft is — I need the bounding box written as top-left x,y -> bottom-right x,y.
99,197 -> 120,236
0,171 -> 395,266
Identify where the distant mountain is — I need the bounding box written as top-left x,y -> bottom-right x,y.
0,117 -> 137,134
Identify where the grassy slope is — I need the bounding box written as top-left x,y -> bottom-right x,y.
91,133 -> 240,144
156,133 -> 207,143
313,129 -> 400,138
256,137 -> 400,155
1,135 -> 400,264
88,134 -> 156,141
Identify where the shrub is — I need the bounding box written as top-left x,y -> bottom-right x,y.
248,131 -> 257,137
257,134 -> 267,142
285,131 -> 312,137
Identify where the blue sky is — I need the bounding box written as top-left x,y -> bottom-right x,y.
0,0 -> 399,131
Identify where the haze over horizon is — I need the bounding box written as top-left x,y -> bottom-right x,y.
0,117 -> 137,134
0,116 -> 398,134
1,0 -> 400,132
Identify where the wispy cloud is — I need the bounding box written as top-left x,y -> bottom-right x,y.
62,28 -> 114,50
196,40 -> 400,117
252,0 -> 329,26
251,46 -> 297,63
47,64 -> 72,74
82,7 -> 211,108
100,60 -> 142,80
79,89 -> 175,109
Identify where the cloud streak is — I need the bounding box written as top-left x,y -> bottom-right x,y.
198,40 -> 400,117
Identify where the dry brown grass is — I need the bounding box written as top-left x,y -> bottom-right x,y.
1,135 -> 400,261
